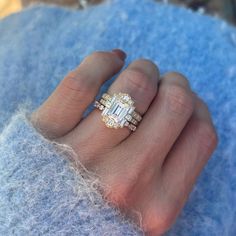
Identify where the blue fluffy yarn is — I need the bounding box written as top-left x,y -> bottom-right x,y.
0,0 -> 236,235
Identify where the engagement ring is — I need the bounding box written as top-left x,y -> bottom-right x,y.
94,92 -> 142,131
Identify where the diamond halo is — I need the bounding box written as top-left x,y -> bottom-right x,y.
101,93 -> 135,129
94,92 -> 142,131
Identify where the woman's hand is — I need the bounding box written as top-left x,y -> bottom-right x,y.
31,49 -> 218,235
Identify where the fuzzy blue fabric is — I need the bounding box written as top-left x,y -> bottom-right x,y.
0,0 -> 236,235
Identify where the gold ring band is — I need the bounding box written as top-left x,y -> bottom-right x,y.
94,92 -> 142,131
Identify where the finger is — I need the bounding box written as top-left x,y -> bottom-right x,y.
31,50 -> 125,138
63,59 -> 159,157
161,94 -> 218,204
116,72 -> 194,173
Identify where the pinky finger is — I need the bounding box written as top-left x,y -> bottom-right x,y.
161,94 -> 218,206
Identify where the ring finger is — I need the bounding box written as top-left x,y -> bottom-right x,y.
62,59 -> 160,157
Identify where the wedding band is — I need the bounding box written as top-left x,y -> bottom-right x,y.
94,92 -> 142,131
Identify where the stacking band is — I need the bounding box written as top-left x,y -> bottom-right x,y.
94,92 -> 142,131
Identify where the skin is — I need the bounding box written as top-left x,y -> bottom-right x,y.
31,49 -> 218,235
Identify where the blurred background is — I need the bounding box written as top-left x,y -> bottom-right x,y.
0,0 -> 236,25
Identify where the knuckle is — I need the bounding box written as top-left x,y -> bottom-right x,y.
135,58 -> 159,71
86,51 -> 123,73
196,121 -> 218,154
164,71 -> 189,87
85,51 -> 109,65
166,71 -> 186,79
105,177 -> 136,207
61,70 -> 92,101
88,51 -> 105,60
124,69 -> 156,94
64,71 -> 90,92
156,215 -> 173,234
88,51 -> 118,64
145,209 -> 174,235
165,84 -> 194,116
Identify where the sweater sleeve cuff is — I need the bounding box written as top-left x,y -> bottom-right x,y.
0,110 -> 142,235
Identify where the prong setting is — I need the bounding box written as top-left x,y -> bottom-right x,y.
94,92 -> 142,131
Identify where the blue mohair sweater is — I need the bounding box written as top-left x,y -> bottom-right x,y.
0,0 -> 236,235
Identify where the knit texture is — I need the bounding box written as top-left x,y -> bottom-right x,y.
0,111 -> 142,235
0,0 -> 236,235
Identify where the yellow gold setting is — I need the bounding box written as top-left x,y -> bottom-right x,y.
94,92 -> 142,131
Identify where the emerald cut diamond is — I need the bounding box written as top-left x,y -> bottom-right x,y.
101,93 -> 135,128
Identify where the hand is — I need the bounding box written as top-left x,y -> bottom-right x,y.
31,49 -> 218,235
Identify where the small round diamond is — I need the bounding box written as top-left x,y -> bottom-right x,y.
96,92 -> 141,131
125,114 -> 132,121
124,121 -> 129,126
99,105 -> 104,110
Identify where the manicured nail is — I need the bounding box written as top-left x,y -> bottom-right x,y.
111,48 -> 127,61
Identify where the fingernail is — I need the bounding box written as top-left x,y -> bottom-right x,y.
111,48 -> 127,61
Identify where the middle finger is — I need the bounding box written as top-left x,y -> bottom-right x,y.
116,72 -> 195,171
